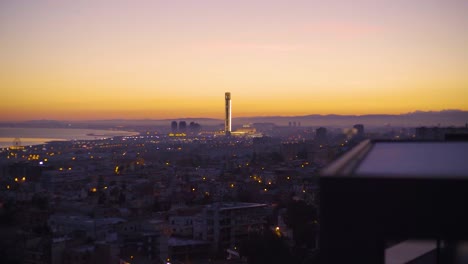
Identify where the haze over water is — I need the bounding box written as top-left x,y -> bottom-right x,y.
0,127 -> 138,148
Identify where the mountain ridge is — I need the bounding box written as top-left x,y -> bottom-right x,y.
1,110 -> 467,128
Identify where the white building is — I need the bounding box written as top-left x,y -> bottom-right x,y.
194,202 -> 267,252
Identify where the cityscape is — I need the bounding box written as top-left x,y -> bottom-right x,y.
1,92 -> 468,264
1,1 -> 468,264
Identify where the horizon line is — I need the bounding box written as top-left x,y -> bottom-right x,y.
0,109 -> 466,123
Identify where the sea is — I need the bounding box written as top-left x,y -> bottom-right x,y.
0,127 -> 139,149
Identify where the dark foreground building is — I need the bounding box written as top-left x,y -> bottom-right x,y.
320,139 -> 468,264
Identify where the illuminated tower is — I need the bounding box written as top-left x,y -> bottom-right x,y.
225,92 -> 231,135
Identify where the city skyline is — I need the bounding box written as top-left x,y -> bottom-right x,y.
1,0 -> 468,121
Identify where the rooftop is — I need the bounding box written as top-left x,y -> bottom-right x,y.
357,142 -> 468,178
320,139 -> 468,264
206,202 -> 267,211
322,140 -> 468,178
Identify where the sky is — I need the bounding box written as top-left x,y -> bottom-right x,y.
1,0 -> 467,121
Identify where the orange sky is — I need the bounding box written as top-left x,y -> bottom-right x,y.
1,0 -> 467,121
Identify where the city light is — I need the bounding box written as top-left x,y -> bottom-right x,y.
275,226 -> 281,237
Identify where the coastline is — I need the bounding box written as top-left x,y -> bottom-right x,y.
0,127 -> 139,149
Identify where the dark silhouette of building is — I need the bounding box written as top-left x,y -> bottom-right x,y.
315,127 -> 327,144
171,121 -> 178,132
415,126 -> 468,141
189,122 -> 201,133
353,124 -> 365,138
179,121 -> 187,132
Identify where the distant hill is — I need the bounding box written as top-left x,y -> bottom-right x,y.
1,110 -> 467,128
233,110 -> 468,127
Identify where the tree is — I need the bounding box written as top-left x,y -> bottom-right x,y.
31,193 -> 49,210
269,152 -> 284,163
284,200 -> 319,256
240,227 -> 292,264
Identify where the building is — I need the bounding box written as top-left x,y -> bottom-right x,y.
48,215 -> 126,240
230,124 -> 262,137
280,142 -> 301,161
415,126 -> 468,141
194,202 -> 267,253
168,237 -> 210,261
320,139 -> 468,264
315,127 -> 327,144
178,121 -> 187,132
171,121 -> 178,132
353,124 -> 365,138
225,92 -> 232,135
169,207 -> 203,238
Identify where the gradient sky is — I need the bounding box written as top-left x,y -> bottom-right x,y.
1,0 -> 467,121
